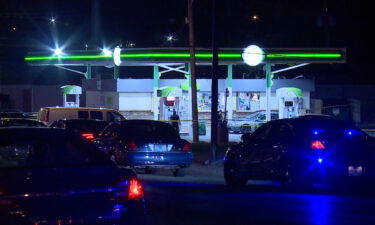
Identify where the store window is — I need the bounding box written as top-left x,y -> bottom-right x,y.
237,92 -> 260,111
197,92 -> 225,111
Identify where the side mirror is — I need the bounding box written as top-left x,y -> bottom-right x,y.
241,133 -> 252,141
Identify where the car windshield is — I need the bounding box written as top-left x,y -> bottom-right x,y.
120,122 -> 179,139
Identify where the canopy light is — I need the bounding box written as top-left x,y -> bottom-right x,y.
25,48 -> 345,65
102,48 -> 112,57
54,48 -> 62,56
113,47 -> 122,66
242,45 -> 264,66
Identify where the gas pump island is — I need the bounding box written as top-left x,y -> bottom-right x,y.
25,46 -> 346,125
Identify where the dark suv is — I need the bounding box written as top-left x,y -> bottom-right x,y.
224,116 -> 375,190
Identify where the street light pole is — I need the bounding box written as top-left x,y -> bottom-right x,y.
188,0 -> 199,143
211,0 -> 218,162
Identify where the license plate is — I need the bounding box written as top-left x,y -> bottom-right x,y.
348,166 -> 364,176
154,144 -> 167,152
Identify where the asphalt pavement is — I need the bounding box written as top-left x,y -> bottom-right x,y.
137,165 -> 375,225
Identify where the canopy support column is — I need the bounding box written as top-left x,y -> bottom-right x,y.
227,64 -> 233,120
153,65 -> 159,120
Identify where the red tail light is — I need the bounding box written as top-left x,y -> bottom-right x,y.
311,140 -> 325,150
182,143 -> 191,151
126,141 -> 138,150
128,179 -> 143,199
81,132 -> 95,140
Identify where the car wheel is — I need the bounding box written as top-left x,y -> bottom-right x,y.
173,168 -> 186,177
224,160 -> 247,187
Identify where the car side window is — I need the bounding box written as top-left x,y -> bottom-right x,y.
90,111 -> 103,120
78,111 -> 89,119
251,124 -> 273,142
107,112 -> 123,122
257,114 -> 266,121
270,123 -> 292,140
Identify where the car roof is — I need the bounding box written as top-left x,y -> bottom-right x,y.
57,119 -> 108,123
266,116 -> 349,127
41,107 -> 115,111
0,127 -> 76,138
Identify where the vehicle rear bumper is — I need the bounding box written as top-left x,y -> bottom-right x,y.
300,160 -> 375,186
126,152 -> 193,168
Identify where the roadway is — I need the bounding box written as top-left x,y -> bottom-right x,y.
138,167 -> 375,225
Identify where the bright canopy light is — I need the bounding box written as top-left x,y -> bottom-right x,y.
102,48 -> 112,57
54,48 -> 62,56
113,47 -> 122,66
242,45 -> 264,66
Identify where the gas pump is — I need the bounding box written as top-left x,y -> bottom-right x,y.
276,87 -> 303,119
163,96 -> 179,121
61,85 -> 82,107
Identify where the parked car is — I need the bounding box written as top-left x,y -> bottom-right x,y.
0,118 -> 46,127
227,110 -> 279,134
224,116 -> 375,191
95,120 -> 193,177
38,107 -> 125,126
0,127 -> 146,225
0,109 -> 26,119
50,119 -> 108,141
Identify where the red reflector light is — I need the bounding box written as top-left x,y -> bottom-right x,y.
126,141 -> 138,150
81,133 -> 95,140
128,179 -> 143,199
182,143 -> 191,151
311,140 -> 325,150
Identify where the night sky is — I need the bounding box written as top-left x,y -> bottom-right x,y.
0,0 -> 373,85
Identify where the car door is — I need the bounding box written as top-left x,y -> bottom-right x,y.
261,123 -> 292,179
240,123 -> 273,178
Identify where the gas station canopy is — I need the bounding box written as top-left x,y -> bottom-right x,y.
25,47 -> 346,66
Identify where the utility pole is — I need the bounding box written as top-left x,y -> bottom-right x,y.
211,0 -> 218,162
188,0 -> 199,143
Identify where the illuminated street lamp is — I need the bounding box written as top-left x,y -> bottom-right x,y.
251,14 -> 259,22
50,17 -> 56,24
166,35 -> 176,44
